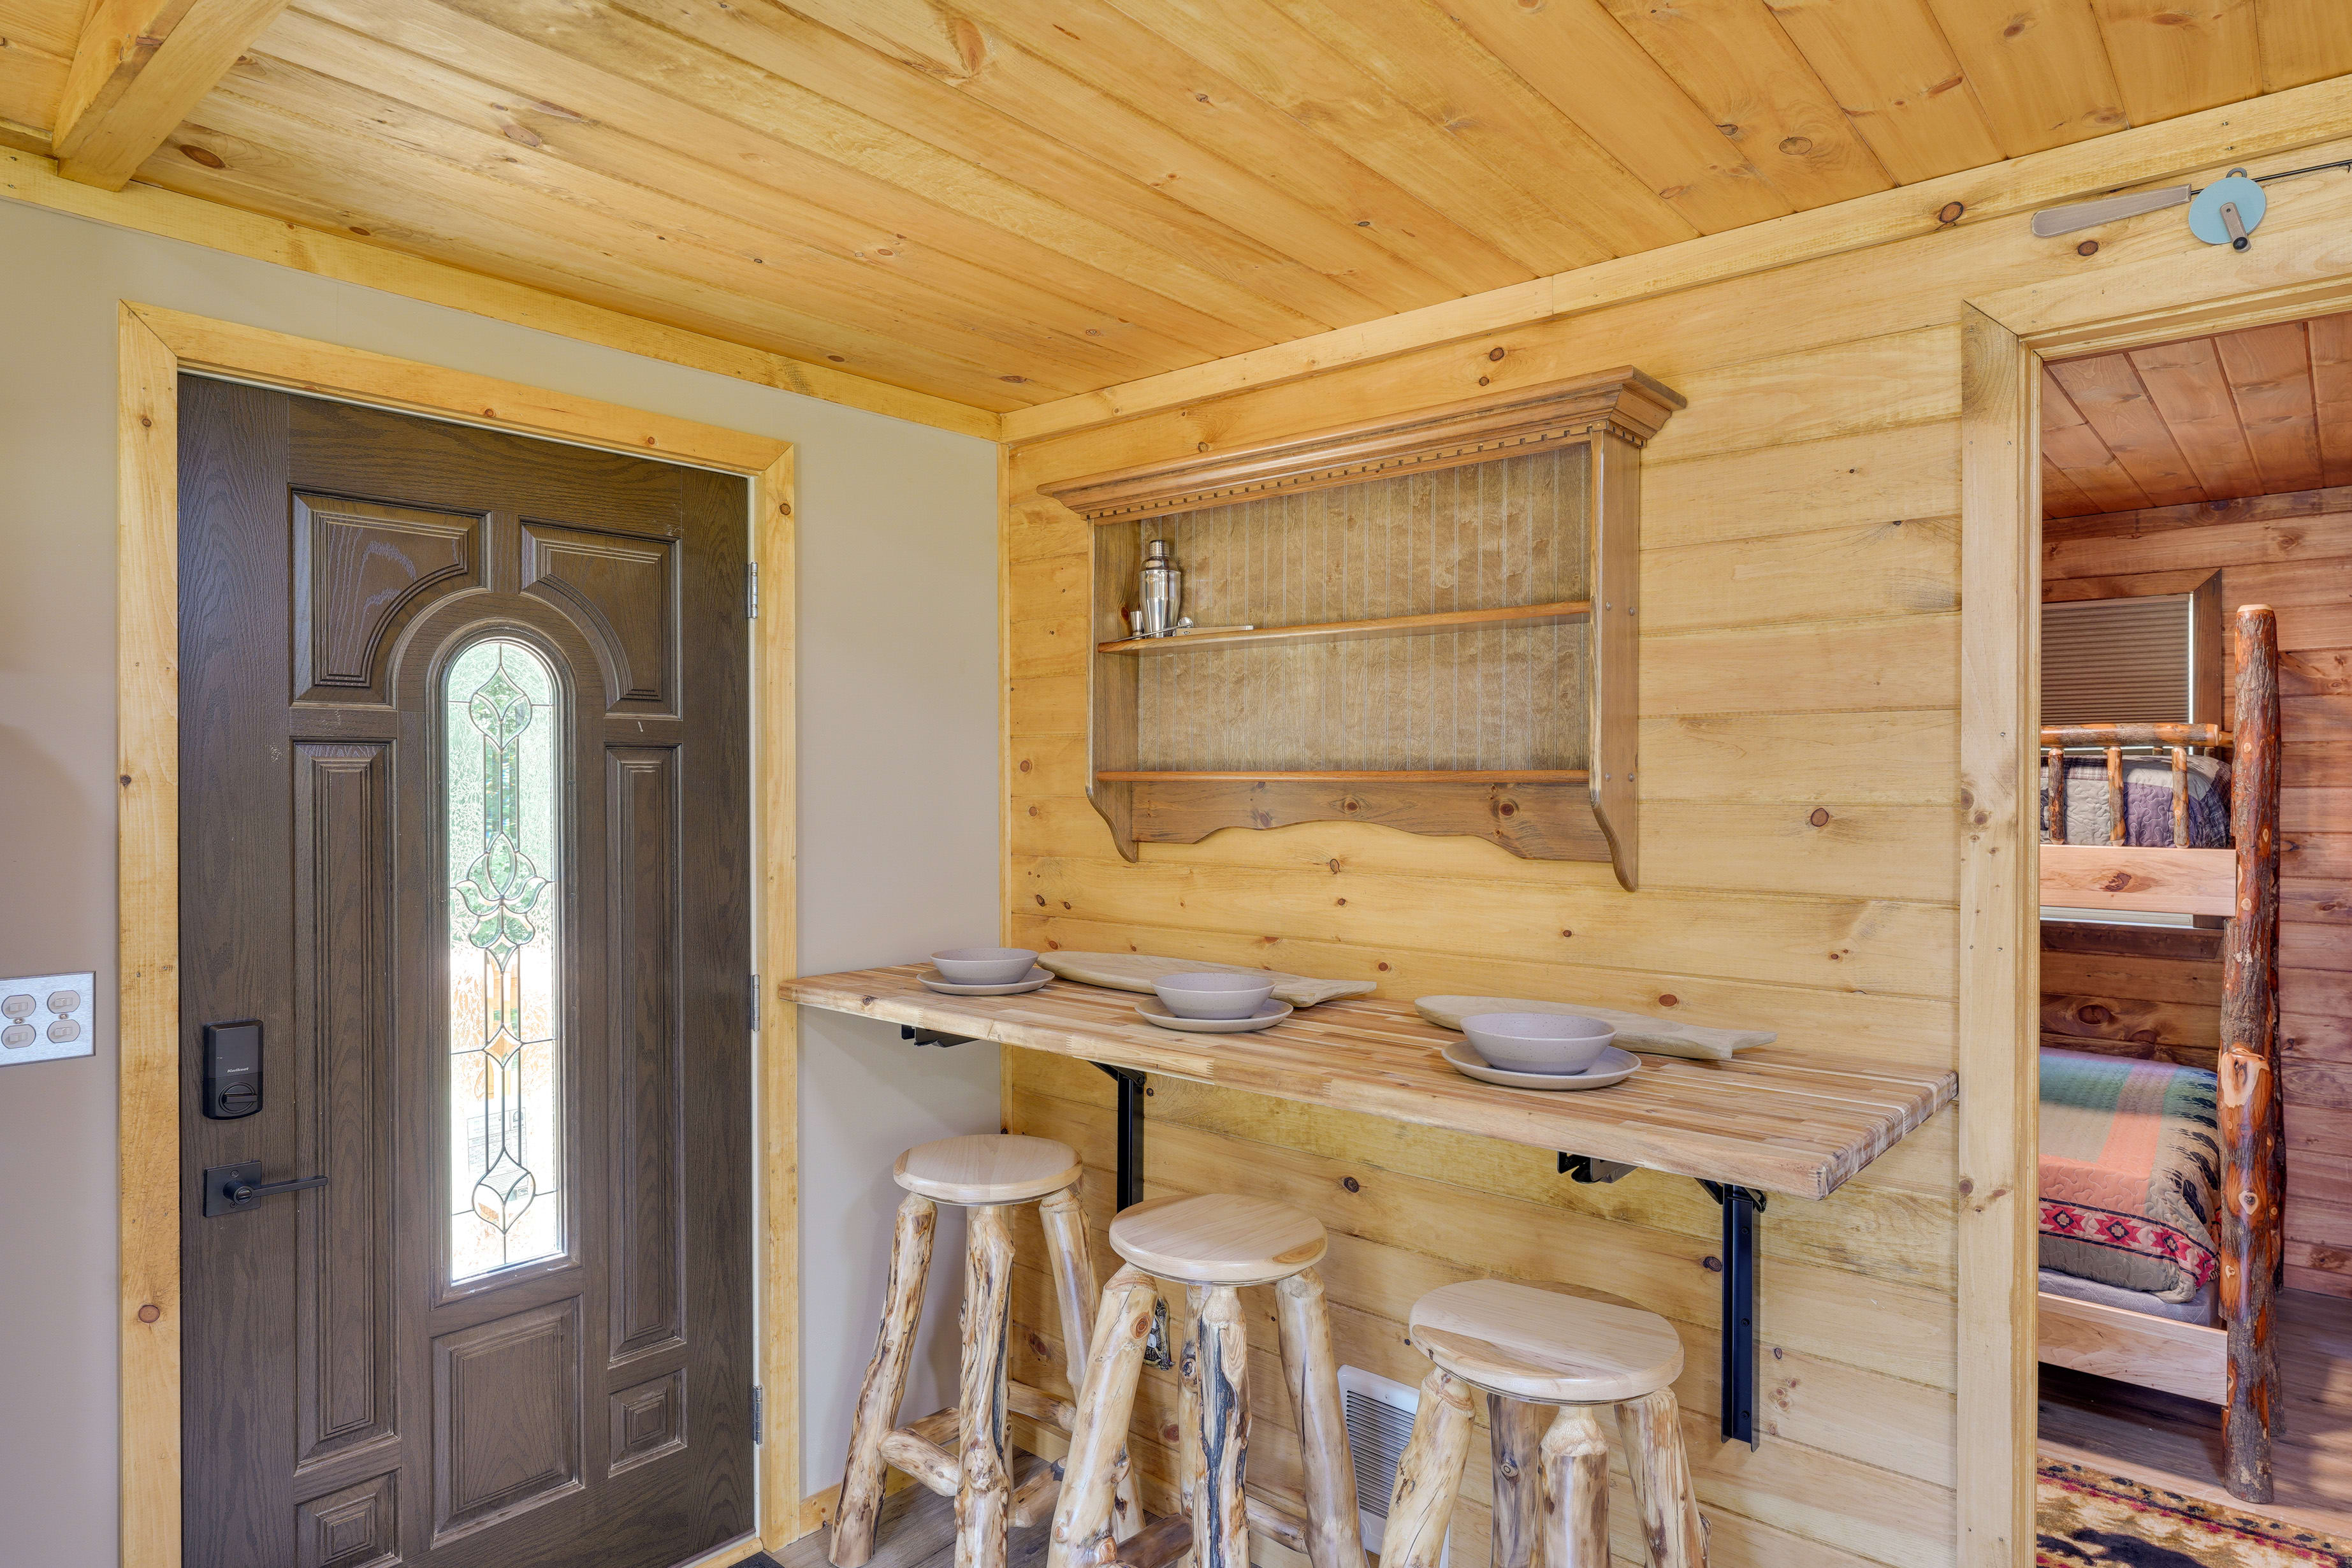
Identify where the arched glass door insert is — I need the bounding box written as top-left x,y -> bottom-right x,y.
444,635 -> 566,1282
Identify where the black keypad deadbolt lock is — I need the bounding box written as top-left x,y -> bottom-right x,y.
203,1019 -> 263,1119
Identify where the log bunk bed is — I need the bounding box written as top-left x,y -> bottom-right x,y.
2035,604 -> 2284,1502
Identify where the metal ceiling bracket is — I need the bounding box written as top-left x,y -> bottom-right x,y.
900,1024 -> 976,1049
1700,1180 -> 1768,1448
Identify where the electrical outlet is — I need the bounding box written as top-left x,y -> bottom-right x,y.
0,972 -> 95,1066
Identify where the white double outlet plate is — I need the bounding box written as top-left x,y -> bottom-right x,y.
0,971 -> 96,1066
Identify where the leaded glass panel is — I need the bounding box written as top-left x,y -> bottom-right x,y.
444,637 -> 565,1282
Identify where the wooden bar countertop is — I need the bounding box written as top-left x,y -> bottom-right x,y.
780,966 -> 1956,1201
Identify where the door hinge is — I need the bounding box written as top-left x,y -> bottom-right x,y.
749,973 -> 760,1032
746,560 -> 759,619
751,1384 -> 764,1445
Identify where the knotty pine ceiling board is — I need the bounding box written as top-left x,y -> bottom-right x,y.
0,0 -> 77,134
2042,311 -> 2352,519
0,0 -> 2344,409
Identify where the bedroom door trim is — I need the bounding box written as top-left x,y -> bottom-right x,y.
1957,259 -> 2352,1566
115,303 -> 801,1568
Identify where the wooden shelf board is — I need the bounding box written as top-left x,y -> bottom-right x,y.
1098,600 -> 1591,654
1098,769 -> 1589,783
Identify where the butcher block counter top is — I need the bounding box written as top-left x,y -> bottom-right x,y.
780,966 -> 1954,1201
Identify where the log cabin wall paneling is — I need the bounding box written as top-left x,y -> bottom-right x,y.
2043,483 -> 2352,1300
999,192 -> 2007,1568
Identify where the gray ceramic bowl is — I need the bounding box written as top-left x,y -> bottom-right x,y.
1152,971 -> 1277,1020
1460,1012 -> 1616,1076
930,947 -> 1041,986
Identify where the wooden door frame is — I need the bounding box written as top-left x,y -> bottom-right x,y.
1957,264 -> 2352,1563
115,303 -> 801,1568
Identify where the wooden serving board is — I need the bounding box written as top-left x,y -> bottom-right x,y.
781,966 -> 1956,1201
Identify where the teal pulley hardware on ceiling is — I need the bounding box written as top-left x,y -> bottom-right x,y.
2031,157 -> 2352,246
2188,170 -> 2265,249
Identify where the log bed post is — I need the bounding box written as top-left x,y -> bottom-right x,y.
2105,745 -> 2125,844
2049,747 -> 2068,843
2172,746 -> 2189,847
2220,603 -> 2282,1504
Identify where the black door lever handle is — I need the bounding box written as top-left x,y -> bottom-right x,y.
203,1160 -> 330,1217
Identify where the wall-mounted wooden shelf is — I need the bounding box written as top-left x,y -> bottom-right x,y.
1098,600 -> 1591,655
1039,367 -> 1683,888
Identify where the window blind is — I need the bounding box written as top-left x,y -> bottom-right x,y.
2042,595 -> 2192,726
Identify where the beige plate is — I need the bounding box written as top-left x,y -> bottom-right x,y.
1135,996 -> 1293,1033
920,967 -> 1054,996
1441,1039 -> 1640,1091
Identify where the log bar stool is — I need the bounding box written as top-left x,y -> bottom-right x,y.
1051,1194 -> 1364,1568
1386,1280 -> 1704,1568
831,1135 -> 1136,1568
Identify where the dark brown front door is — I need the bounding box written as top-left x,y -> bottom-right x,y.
178,378 -> 753,1568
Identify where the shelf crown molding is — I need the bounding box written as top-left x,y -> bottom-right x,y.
1039,366 -> 1685,522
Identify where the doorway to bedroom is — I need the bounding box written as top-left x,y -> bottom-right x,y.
2031,307 -> 2352,1533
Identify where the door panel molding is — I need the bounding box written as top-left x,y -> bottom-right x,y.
119,303 -> 797,1568
291,741 -> 396,1472
430,1298 -> 586,1542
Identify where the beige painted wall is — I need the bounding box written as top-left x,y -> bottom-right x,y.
0,195 -> 1002,1565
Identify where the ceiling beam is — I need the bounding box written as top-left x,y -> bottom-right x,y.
52,0 -> 291,191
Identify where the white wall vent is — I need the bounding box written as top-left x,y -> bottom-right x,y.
1338,1364 -> 1449,1565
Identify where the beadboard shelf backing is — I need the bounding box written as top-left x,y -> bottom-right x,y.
1044,369 -> 1680,886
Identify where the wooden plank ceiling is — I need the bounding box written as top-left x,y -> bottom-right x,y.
2042,310 -> 2352,518
3,1 -> 2350,413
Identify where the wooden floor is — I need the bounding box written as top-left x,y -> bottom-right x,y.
2040,1286 -> 2352,1538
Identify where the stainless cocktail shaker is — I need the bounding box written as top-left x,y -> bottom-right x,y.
1139,538 -> 1182,637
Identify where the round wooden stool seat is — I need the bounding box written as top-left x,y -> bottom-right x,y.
1407,1279 -> 1684,1404
892,1134 -> 1082,1205
1108,1193 -> 1327,1285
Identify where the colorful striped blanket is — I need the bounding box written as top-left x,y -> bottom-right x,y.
2039,1048 -> 2221,1303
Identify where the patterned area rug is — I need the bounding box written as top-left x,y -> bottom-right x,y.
2040,1460 -> 2352,1565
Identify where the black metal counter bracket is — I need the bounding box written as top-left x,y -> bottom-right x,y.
1701,1180 -> 1767,1449
1092,1063 -> 1171,1367
901,1024 -> 978,1049
1561,1152 -> 1766,1449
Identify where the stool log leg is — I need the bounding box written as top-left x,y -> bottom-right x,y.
1541,1406 -> 1611,1568
958,1205 -> 1017,1568
1040,1184 -> 1138,1541
831,1193 -> 938,1568
1382,1367 -> 1473,1568
1049,1267 -> 1159,1568
1486,1395 -> 1550,1568
1192,1286 -> 1253,1568
1275,1268 -> 1367,1568
1616,1390 -> 1704,1568
1177,1286 -> 1207,1520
